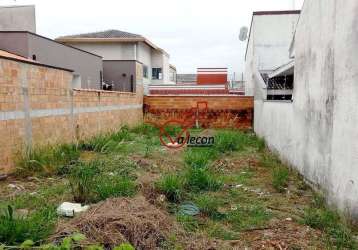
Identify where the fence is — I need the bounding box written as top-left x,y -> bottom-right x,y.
0,56 -> 143,173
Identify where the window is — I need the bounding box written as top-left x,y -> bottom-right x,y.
143,65 -> 148,78
152,68 -> 162,80
32,54 -> 37,61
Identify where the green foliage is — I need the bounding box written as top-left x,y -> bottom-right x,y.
227,205 -> 271,231
79,127 -> 133,153
194,195 -> 223,219
0,206 -> 56,245
94,175 -> 137,201
214,130 -> 246,153
184,167 -> 222,192
16,144 -> 80,177
69,160 -> 137,203
156,174 -> 184,202
183,148 -> 216,168
68,160 -> 101,203
303,205 -> 356,249
272,167 -> 289,192
176,214 -> 199,232
130,123 -> 159,137
206,223 -> 239,240
259,152 -> 281,169
113,243 -> 135,250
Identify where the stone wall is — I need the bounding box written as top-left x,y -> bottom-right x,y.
0,57 -> 143,173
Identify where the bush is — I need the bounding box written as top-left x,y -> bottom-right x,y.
184,167 -> 222,192
0,205 -> 56,245
156,174 -> 184,202
272,167 -> 289,192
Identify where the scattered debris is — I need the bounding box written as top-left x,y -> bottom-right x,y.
57,202 -> 89,217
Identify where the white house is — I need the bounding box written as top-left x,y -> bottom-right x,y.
244,10 -> 300,97
57,30 -> 176,93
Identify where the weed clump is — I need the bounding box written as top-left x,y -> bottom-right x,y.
155,174 -> 184,203
303,195 -> 356,249
272,166 -> 289,192
194,194 -> 223,219
69,160 -> 137,203
16,143 -> 80,177
0,205 -> 56,245
184,167 -> 222,192
226,204 -> 271,231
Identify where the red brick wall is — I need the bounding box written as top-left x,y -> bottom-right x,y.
144,95 -> 253,129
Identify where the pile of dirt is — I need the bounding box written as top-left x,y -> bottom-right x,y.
56,196 -> 176,249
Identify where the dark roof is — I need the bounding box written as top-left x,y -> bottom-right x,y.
253,10 -> 301,16
58,29 -> 143,39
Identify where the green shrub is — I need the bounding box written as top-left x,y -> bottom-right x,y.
0,205 -> 56,245
272,167 -> 289,192
95,175 -> 137,201
68,160 -> 101,203
227,204 -> 271,231
156,174 -> 184,202
194,194 -> 223,219
184,167 -> 222,192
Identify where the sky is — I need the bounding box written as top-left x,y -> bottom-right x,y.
1,0 -> 304,77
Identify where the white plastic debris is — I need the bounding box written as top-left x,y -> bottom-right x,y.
56,202 -> 89,217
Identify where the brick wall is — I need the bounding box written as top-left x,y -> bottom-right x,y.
144,95 -> 253,129
0,57 -> 143,173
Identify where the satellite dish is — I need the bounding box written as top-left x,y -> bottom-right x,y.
239,26 -> 248,41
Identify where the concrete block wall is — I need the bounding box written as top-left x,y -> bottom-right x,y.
253,0 -> 358,219
144,96 -> 253,129
0,57 -> 143,173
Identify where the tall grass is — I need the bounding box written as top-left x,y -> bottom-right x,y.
16,143 -> 80,177
155,174 -> 184,203
0,205 -> 57,245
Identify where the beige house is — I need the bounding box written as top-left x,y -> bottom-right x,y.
57,30 -> 176,93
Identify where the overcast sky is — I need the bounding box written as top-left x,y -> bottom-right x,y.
2,0 -> 304,77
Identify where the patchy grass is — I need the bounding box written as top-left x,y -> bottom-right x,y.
0,205 -> 57,245
0,124 -> 356,249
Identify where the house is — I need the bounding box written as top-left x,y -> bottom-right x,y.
56,30 -> 176,93
244,10 -> 300,98
0,31 -> 103,89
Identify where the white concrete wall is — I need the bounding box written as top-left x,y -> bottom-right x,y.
0,5 -> 36,32
254,0 -> 358,219
137,42 -> 152,87
245,13 -> 299,96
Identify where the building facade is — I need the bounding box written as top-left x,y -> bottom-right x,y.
0,31 -> 103,89
57,30 -> 176,94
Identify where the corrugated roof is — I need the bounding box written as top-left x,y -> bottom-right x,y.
58,29 -> 143,39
